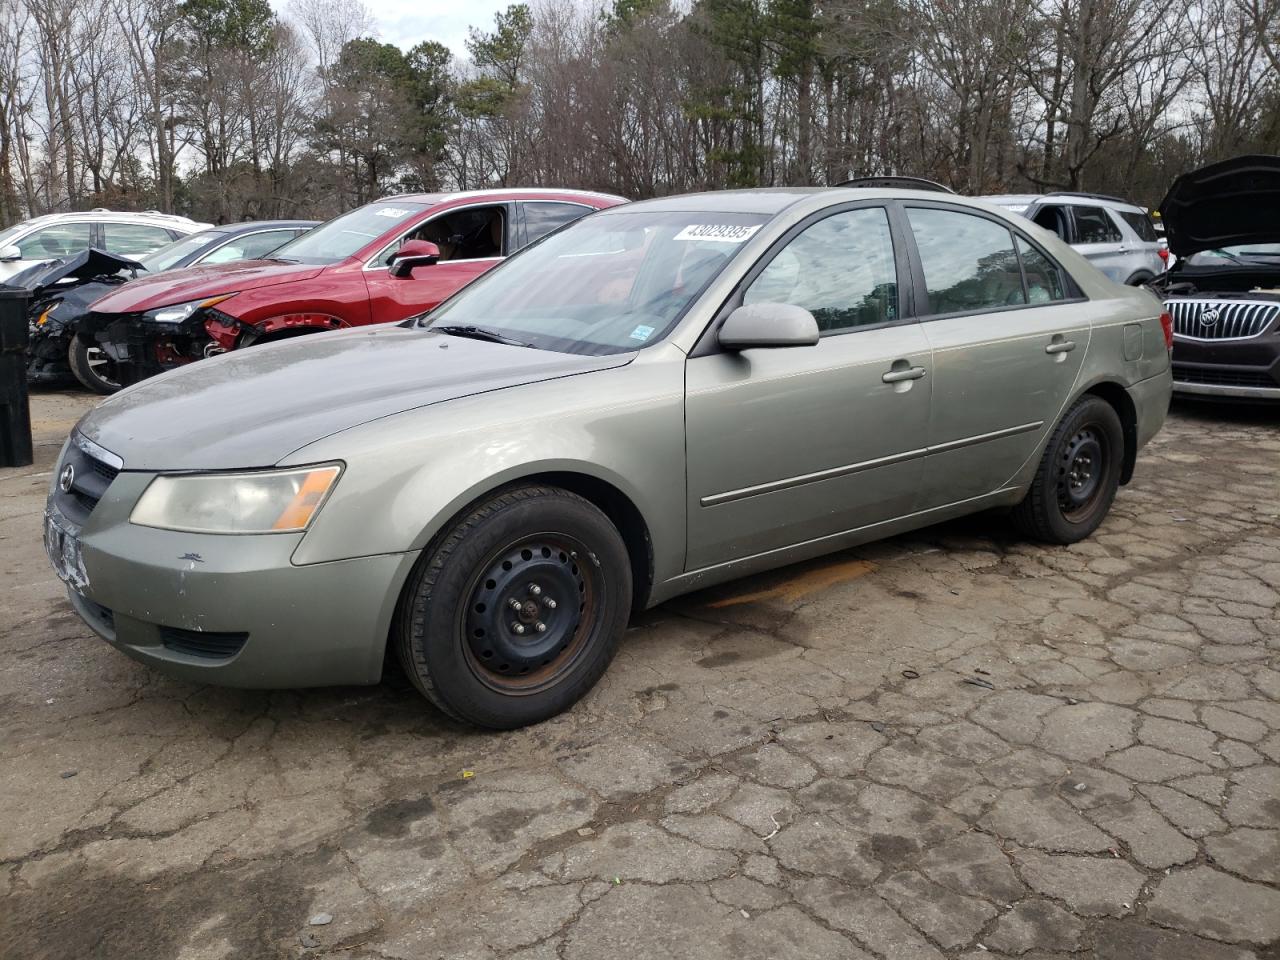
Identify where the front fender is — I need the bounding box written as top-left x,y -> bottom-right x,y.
285,349 -> 689,588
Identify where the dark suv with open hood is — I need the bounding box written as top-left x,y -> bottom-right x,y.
1154,155 -> 1280,401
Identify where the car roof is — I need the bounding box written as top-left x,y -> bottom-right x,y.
214,220 -> 319,235
7,210 -> 211,230
600,186 -> 1040,218
379,188 -> 628,206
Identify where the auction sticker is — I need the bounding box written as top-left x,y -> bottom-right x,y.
673,224 -> 762,243
375,207 -> 413,218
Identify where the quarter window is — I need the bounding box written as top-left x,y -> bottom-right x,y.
523,202 -> 592,245
15,222 -> 92,259
1016,237 -> 1067,303
101,223 -> 175,257
1118,210 -> 1158,242
1073,206 -> 1123,244
907,208 -> 1025,314
743,207 -> 898,332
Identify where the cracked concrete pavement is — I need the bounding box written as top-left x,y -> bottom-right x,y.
2,389 -> 1278,960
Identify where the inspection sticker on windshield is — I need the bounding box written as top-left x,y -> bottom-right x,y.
375,207 -> 413,218
673,224 -> 762,243
630,324 -> 655,341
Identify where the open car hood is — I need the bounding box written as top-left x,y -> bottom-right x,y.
10,248 -> 143,296
1158,155 -> 1280,257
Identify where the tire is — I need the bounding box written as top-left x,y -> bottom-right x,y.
1125,271 -> 1154,286
68,336 -> 122,394
1012,395 -> 1124,544
396,485 -> 632,728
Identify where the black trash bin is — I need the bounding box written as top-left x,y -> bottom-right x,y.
0,283 -> 34,467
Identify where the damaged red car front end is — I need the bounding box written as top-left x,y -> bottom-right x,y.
85,189 -> 626,386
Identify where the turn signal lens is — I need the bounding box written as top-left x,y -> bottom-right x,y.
1159,312 -> 1173,351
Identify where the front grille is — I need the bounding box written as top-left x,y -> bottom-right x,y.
159,627 -> 248,660
1173,368 -> 1275,388
53,436 -> 122,526
1167,299 -> 1280,340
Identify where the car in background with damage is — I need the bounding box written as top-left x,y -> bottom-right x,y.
83,189 -> 626,387
982,192 -> 1166,286
0,209 -> 210,283
1150,154 -> 1280,401
18,250 -> 144,393
21,221 -> 318,394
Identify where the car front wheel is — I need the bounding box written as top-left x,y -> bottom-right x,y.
68,336 -> 122,394
396,485 -> 632,728
1012,395 -> 1124,544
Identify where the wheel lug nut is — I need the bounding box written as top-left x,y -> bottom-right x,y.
528,584 -> 542,596
512,623 -> 525,635
544,598 -> 557,609
535,622 -> 547,633
508,599 -> 522,611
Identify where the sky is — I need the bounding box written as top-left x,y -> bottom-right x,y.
268,0 -> 515,57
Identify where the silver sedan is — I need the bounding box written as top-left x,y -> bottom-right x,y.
46,188 -> 1172,727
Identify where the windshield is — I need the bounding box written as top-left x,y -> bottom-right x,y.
142,230 -> 227,272
267,202 -> 429,264
422,210 -> 769,355
0,224 -> 23,247
1188,243 -> 1280,265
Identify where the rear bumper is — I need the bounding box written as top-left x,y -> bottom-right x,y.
1127,367 -> 1173,452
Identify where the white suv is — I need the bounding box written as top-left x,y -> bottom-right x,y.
982,192 -> 1166,285
0,210 -> 212,282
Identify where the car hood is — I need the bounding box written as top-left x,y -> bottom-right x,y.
87,259 -> 326,313
78,324 -> 634,471
1158,154 -> 1280,257
11,248 -> 143,295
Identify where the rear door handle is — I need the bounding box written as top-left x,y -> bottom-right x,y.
1045,340 -> 1076,355
882,366 -> 927,383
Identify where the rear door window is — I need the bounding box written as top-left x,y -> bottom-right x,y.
907,208 -> 1025,314
1072,206 -> 1123,244
522,202 -> 594,246
101,223 -> 177,257
1016,237 -> 1067,303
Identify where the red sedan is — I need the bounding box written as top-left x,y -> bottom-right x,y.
86,189 -> 626,386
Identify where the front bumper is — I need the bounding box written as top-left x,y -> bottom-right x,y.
49,469 -> 418,688
1171,331 -> 1280,401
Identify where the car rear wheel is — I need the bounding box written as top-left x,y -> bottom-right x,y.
396,485 -> 632,728
1012,395 -> 1124,544
68,336 -> 121,395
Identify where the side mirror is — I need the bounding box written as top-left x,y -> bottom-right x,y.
389,240 -> 440,278
0,244 -> 20,262
718,303 -> 819,350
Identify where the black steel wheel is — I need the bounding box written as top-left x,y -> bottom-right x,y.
1012,395 -> 1124,544
396,485 -> 631,728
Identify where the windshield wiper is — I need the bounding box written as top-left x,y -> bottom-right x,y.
265,256 -> 301,264
432,324 -> 533,348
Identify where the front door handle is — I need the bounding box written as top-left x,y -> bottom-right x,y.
1045,339 -> 1076,355
882,366 -> 927,383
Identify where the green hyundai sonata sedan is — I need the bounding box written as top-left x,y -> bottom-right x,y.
45,188 -> 1172,727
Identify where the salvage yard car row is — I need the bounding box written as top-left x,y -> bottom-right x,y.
7,159 -> 1278,403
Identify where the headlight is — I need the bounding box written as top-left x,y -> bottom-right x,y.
145,293 -> 237,324
130,464 -> 342,534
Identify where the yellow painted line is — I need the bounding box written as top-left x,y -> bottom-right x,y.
708,558 -> 877,608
